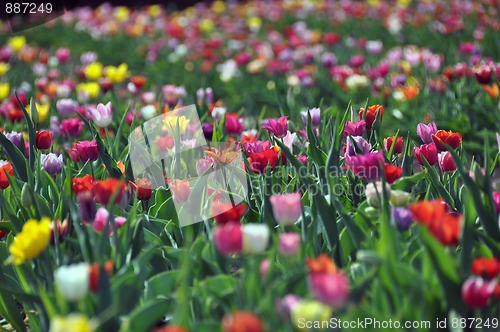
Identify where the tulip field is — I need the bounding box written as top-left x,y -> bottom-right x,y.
1,0 -> 500,331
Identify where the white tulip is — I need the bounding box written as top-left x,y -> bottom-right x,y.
242,224 -> 270,254
54,263 -> 89,302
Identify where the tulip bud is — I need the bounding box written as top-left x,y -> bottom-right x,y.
21,183 -> 32,206
260,259 -> 270,279
391,207 -> 413,231
54,263 -> 89,302
390,190 -> 410,207
242,224 -> 270,254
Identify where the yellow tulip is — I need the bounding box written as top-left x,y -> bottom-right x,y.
0,62 -> 10,76
115,6 -> 130,22
213,0 -> 226,13
27,102 -> 50,123
105,63 -> 129,84
50,314 -> 94,332
84,62 -> 103,81
7,36 -> 26,52
76,82 -> 100,100
199,19 -> 214,32
0,83 -> 10,101
247,17 -> 262,31
148,5 -> 161,17
291,300 -> 332,331
6,217 -> 51,265
163,115 -> 189,134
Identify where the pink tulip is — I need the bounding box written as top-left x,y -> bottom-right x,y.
261,116 -> 288,138
462,277 -> 496,309
343,120 -> 366,137
269,192 -> 302,226
213,223 -> 243,256
87,102 -> 113,127
309,272 -> 350,307
278,233 -> 301,256
416,122 -> 438,144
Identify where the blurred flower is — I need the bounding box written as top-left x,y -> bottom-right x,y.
384,136 -> 404,154
0,82 -> 10,101
151,326 -> 188,332
345,74 -> 369,90
225,113 -> 245,135
93,207 -> 126,234
196,156 -> 214,176
213,223 -> 242,256
260,259 -> 270,279
365,181 -> 391,208
462,277 -> 496,309
358,105 -> 383,130
75,140 -> 99,162
92,178 -> 126,205
201,123 -> 214,140
473,65 -> 493,85
306,254 -> 349,307
169,179 -> 190,204
0,62 -> 10,76
105,63 -> 129,84
414,143 -> 438,166
77,191 -> 97,223
49,219 -> 69,245
84,62 -> 103,81
87,102 -> 113,127
409,199 -> 462,246
27,102 -> 50,123
343,120 -> 366,137
290,300 -> 332,331
390,190 -> 410,207
212,202 -> 246,224
276,295 -> 301,320
223,312 -> 263,332
140,105 -> 156,120
7,36 -> 26,52
61,118 -> 84,138
391,207 -> 413,231
5,131 -> 22,148
384,163 -> 403,184
278,233 -> 301,256
0,160 -> 14,190
211,107 -> 226,121
471,257 -> 500,279
242,224 -> 270,254
438,152 -> 456,172
41,153 -> 64,175
481,83 -> 499,98
416,122 -> 437,144
432,130 -> 462,151
88,261 -> 113,293
55,47 -> 70,63
6,217 -> 51,265
54,263 -> 89,301
36,130 -> 53,150
270,192 -> 302,226
72,175 -> 95,194
76,82 -> 100,101
493,192 -> 500,214
49,314 -> 94,332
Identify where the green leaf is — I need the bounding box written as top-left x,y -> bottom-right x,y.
119,298 -> 170,332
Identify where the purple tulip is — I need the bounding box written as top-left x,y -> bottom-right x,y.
343,120 -> 366,137
201,122 -> 214,140
77,191 -> 96,223
276,295 -> 302,320
41,153 -> 64,175
56,98 -> 77,117
87,102 -> 113,127
5,131 -> 22,148
346,136 -> 372,157
262,116 -> 288,138
345,151 -> 385,181
391,207 -> 414,231
416,122 -> 438,144
300,108 -> 321,127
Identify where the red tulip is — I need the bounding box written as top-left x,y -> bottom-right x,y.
212,201 -> 246,224
72,175 -> 95,194
471,257 -> 500,279
92,178 -> 126,205
247,146 -> 281,174
384,136 -> 404,154
130,178 -> 153,201
438,152 -> 456,172
223,312 -> 263,332
414,143 -> 438,166
431,130 -> 462,151
462,277 -> 495,309
213,223 -> 243,256
75,140 -> 99,162
0,161 -> 14,190
88,260 -> 113,292
384,164 -> 403,184
358,104 -> 383,130
35,130 -> 53,150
